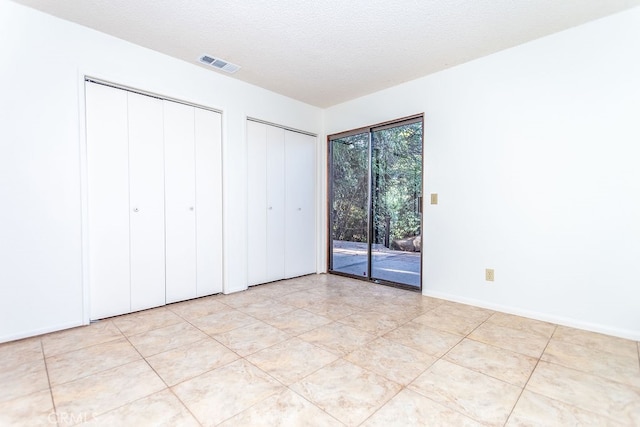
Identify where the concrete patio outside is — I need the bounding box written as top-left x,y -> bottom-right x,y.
331,240 -> 421,287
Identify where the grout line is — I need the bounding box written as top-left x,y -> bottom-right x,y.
357,385 -> 405,426
415,311 -> 533,426
40,340 -> 60,427
106,306 -> 184,338
96,322 -> 208,425
537,327 -> 640,389
286,387 -> 345,426
399,329 -> 490,426
42,336 -> 123,360
165,386 -> 204,427
18,273 -> 632,426
111,321 -> 174,388
502,324 -> 557,426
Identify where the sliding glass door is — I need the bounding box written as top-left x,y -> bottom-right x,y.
329,117 -> 423,289
329,131 -> 370,278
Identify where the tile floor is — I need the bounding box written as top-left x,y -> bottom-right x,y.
1,274 -> 639,426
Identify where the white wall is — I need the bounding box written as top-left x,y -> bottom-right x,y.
2,1 -> 639,343
325,8 -> 640,340
0,1 -> 322,342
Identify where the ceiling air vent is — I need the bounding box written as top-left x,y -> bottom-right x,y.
198,54 -> 241,74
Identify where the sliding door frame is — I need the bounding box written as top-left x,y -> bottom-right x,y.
327,114 -> 424,291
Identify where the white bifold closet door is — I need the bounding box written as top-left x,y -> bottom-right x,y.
284,130 -> 316,278
128,92 -> 166,312
164,101 -> 197,303
247,121 -> 287,284
86,81 -> 222,320
86,84 -> 165,318
266,125 -> 286,282
246,120 -> 316,286
86,83 -> 131,319
247,121 -> 269,286
164,101 -> 223,302
194,108 -> 223,297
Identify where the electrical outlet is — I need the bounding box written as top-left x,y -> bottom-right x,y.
430,193 -> 438,205
485,268 -> 495,281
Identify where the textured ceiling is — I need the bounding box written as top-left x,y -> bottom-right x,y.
11,0 -> 640,107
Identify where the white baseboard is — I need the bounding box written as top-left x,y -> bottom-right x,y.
223,286 -> 248,294
422,289 -> 640,342
0,320 -> 87,344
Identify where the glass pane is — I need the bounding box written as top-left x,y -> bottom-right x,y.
371,122 -> 422,287
330,133 -> 370,278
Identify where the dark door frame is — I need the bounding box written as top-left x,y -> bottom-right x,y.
327,114 -> 424,292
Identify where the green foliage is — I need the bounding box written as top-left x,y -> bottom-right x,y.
331,133 -> 369,242
372,123 -> 423,243
331,122 -> 422,246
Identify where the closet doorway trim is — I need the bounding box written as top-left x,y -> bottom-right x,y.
84,77 -> 222,114
247,117 -> 317,138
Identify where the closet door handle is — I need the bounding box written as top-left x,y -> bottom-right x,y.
189,206 -> 194,211
133,207 -> 139,213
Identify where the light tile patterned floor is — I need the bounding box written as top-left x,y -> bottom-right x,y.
1,274 -> 639,426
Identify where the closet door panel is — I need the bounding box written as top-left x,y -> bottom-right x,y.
128,92 -> 166,311
86,83 -> 131,320
284,131 -> 316,278
164,101 -> 197,303
246,121 -> 268,286
195,108 -> 223,296
266,125 -> 286,282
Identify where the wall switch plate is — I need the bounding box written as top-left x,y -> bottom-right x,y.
430,193 -> 438,204
485,268 -> 495,281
